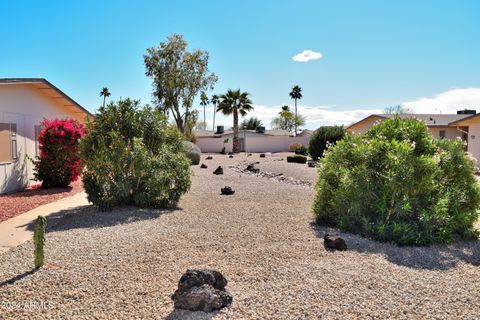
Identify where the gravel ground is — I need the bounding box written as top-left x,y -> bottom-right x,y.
0,153 -> 479,319
0,180 -> 84,223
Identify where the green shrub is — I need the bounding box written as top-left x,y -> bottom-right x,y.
294,145 -> 308,155
80,98 -> 191,210
34,215 -> 46,269
184,141 -> 201,165
309,126 -> 345,160
287,155 -> 307,163
313,116 -> 480,246
288,141 -> 303,152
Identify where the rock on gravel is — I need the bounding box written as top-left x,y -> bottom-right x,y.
171,269 -> 232,312
213,166 -> 223,175
324,234 -> 347,251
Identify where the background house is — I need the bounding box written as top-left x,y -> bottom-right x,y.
346,110 -> 480,162
195,126 -> 311,153
0,78 -> 91,194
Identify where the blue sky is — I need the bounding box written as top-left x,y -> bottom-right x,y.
1,0 -> 479,129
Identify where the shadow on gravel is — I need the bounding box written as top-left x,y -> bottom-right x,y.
0,268 -> 37,288
165,309 -> 218,320
310,222 -> 480,271
21,205 -> 181,233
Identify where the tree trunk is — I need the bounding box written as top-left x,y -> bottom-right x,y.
233,109 -> 239,153
294,99 -> 297,137
203,105 -> 206,130
176,117 -> 185,134
103,96 -> 106,108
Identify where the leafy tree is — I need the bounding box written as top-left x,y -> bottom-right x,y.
217,89 -> 253,153
384,104 -> 414,114
240,116 -> 263,130
144,34 -> 217,133
289,85 -> 303,136
200,91 -> 209,128
100,87 -> 111,108
80,98 -> 191,210
271,105 -> 305,132
211,94 -> 220,131
308,126 -> 345,160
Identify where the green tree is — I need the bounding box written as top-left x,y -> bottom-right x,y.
271,105 -> 305,132
211,94 -> 220,131
240,116 -> 263,130
217,89 -> 254,153
144,34 -> 217,133
100,87 -> 111,108
289,85 -> 303,136
200,91 -> 209,129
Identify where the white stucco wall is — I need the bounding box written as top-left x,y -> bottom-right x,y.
0,85 -> 87,193
196,132 -> 310,153
467,123 -> 480,163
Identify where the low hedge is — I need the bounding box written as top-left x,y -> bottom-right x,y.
287,155 -> 307,163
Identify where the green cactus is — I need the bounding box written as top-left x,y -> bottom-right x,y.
33,215 -> 47,269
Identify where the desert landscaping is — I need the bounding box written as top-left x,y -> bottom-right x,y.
1,153 -> 478,319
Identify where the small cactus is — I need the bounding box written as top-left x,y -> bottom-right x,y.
34,215 -> 47,269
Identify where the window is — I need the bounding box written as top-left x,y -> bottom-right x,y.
0,123 -> 17,163
34,125 -> 42,157
439,130 -> 446,139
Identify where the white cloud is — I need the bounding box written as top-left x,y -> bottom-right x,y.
292,50 -> 323,62
205,88 -> 480,131
211,104 -> 382,130
403,88 -> 480,114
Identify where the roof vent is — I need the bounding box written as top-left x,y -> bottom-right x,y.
256,126 -> 265,133
457,109 -> 476,115
216,125 -> 224,134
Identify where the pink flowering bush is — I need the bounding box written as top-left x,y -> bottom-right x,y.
33,118 -> 86,188
314,116 -> 480,245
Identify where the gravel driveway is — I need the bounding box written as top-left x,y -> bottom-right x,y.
0,153 -> 479,319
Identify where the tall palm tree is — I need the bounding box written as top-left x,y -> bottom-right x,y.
211,94 -> 220,132
200,91 -> 209,130
289,85 -> 302,136
100,87 -> 111,108
217,89 -> 253,153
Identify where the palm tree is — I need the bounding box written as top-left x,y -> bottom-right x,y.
289,85 -> 302,136
211,94 -> 220,131
200,91 -> 209,130
100,87 -> 111,108
217,89 -> 253,153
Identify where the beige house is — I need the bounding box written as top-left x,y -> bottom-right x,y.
346,111 -> 480,162
0,78 -> 91,194
195,127 -> 312,153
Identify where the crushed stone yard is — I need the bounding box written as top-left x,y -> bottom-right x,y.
0,153 -> 479,319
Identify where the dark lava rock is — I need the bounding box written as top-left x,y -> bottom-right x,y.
220,186 -> 235,195
206,156 -> 213,160
246,164 -> 259,173
324,234 -> 347,251
200,163 -> 208,169
213,166 -> 223,175
259,154 -> 266,158
171,269 -> 232,312
307,160 -> 317,168
248,153 -> 252,156
229,155 -> 234,158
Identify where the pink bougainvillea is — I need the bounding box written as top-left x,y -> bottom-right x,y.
33,118 -> 86,188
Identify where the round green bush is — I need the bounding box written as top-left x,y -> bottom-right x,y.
309,126 -> 345,160
294,145 -> 308,155
313,116 -> 480,246
80,98 -> 191,210
184,141 -> 201,165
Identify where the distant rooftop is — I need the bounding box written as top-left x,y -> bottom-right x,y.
374,113 -> 472,127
